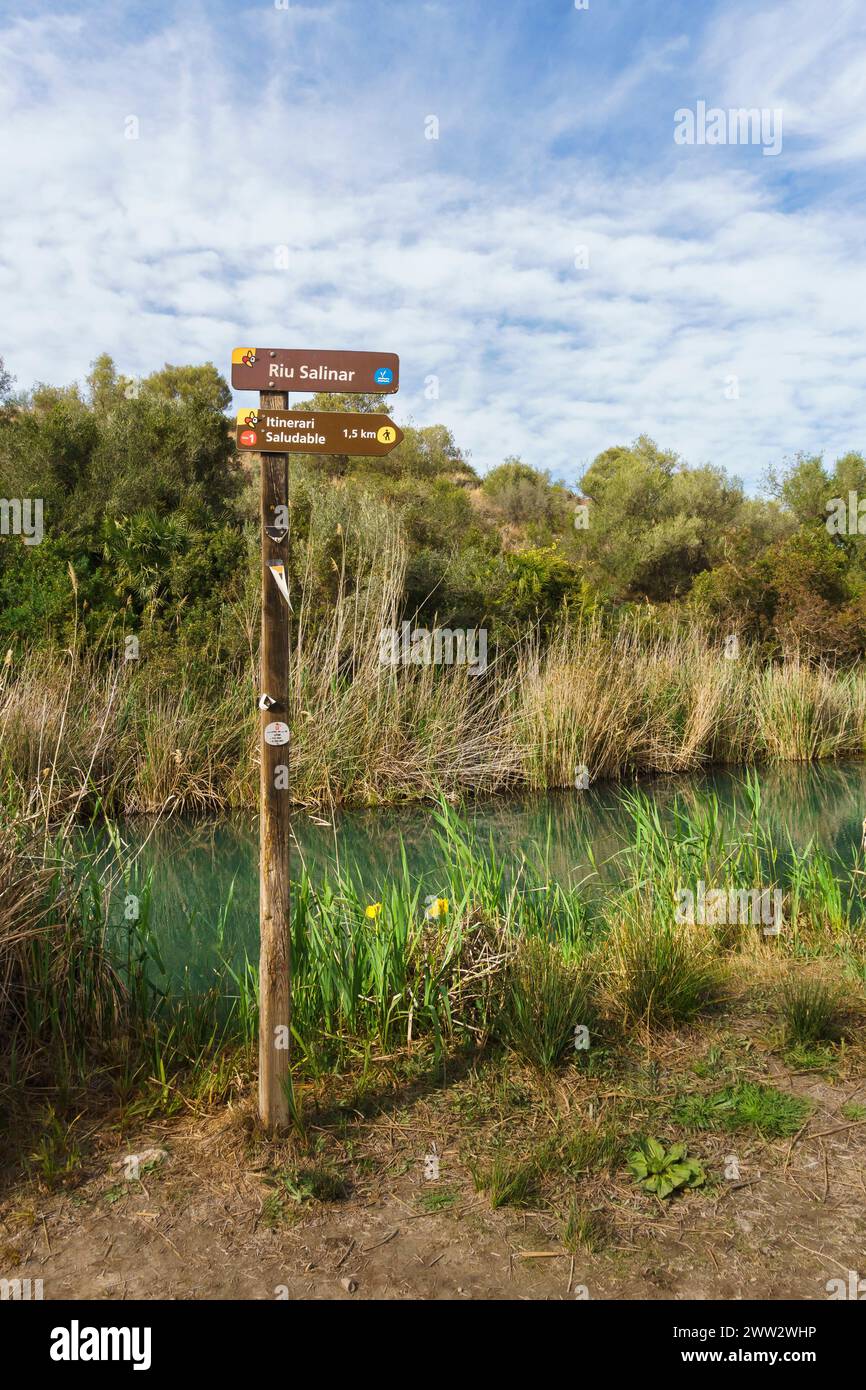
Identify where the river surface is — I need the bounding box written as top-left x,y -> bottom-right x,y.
106,762 -> 866,988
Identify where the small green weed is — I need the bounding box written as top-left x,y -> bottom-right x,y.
627,1138 -> 705,1199
417,1186 -> 459,1214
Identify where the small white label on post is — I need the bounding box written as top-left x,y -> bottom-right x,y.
264,721 -> 290,746
269,563 -> 292,607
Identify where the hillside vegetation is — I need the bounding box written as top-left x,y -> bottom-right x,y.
2,353 -> 866,809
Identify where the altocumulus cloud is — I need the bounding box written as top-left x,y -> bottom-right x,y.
1,0 -> 865,487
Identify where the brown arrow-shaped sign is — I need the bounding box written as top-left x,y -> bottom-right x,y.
232,347 -> 399,393
236,408 -> 404,456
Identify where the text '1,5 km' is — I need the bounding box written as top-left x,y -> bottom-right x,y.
236,408 -> 404,456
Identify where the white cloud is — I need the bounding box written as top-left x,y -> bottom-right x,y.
698,0 -> 866,165
0,2 -> 864,491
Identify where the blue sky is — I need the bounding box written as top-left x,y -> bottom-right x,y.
2,0 -> 865,488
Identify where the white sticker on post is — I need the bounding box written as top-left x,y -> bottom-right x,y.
269,563 -> 291,607
264,721 -> 290,746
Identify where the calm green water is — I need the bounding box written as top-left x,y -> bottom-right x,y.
104,761 -> 866,990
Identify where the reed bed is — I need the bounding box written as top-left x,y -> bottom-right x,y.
2,618 -> 866,815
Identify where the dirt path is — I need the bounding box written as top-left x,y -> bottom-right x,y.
4,1068 -> 865,1302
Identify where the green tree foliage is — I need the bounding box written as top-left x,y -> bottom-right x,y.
765,453 -> 832,528
571,435 -> 782,603
0,356 -> 242,656
1,358 -> 865,666
690,521 -> 866,660
479,458 -> 573,534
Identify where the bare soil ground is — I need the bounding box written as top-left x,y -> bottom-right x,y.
3,1016 -> 865,1302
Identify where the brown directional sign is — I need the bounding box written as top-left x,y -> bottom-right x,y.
236,408 -> 404,456
232,347 -> 399,393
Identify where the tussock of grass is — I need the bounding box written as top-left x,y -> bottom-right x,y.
754,662 -> 866,763
782,1042 -> 838,1073
0,822 -> 134,1091
494,936 -> 598,1071
28,1105 -> 84,1187
606,899 -> 722,1028
558,1124 -> 624,1175
779,973 -> 842,1044
561,1200 -> 608,1253
471,1149 -> 541,1208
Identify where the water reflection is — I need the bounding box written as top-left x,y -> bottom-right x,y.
108,761 -> 866,989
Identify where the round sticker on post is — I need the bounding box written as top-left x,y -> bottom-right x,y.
264,721 -> 290,746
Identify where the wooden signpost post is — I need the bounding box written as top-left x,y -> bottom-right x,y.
257,380 -> 291,1134
233,346 -> 400,1134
